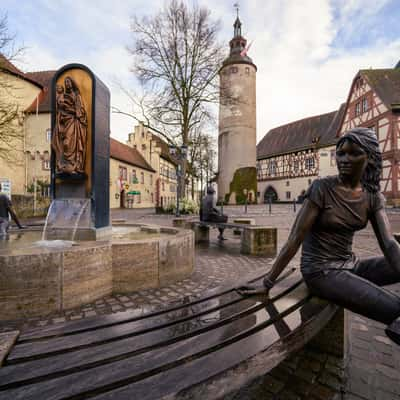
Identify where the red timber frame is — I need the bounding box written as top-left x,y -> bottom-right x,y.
257,148 -> 319,181
338,72 -> 400,203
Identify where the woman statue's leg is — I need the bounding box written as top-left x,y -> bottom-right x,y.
303,261 -> 400,344
353,256 -> 400,344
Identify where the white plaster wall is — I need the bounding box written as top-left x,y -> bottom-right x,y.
258,176 -> 316,203
218,63 -> 256,202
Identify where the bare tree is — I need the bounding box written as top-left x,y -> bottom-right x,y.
0,14 -> 25,162
126,0 -> 224,197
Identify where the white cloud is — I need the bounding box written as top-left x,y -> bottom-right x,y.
7,0 -> 400,146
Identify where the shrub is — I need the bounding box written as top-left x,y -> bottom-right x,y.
161,198 -> 199,215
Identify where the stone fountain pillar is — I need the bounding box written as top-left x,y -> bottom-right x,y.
48,63 -> 111,240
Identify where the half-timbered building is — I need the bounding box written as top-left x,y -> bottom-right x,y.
256,105 -> 345,203
338,66 -> 400,205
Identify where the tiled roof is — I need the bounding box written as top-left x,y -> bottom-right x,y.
25,70 -> 55,113
110,138 -> 155,172
361,69 -> 400,108
257,104 -> 346,160
0,54 -> 43,88
151,134 -> 177,165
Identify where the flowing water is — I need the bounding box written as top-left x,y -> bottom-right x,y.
41,199 -> 91,241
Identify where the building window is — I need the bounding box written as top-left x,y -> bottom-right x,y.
269,160 -> 276,175
43,160 -> 50,170
142,144 -> 146,151
230,66 -> 238,74
355,102 -> 361,116
362,97 -> 368,113
150,174 -> 153,186
245,67 -> 250,75
119,166 -> 127,180
286,191 -> 291,199
308,179 -> 312,185
286,181 -> 290,187
162,181 -> 165,191
46,128 -> 51,142
293,160 -> 299,173
131,169 -> 137,183
41,184 -> 50,197
305,157 -> 315,170
140,172 -> 144,184
151,193 -> 154,203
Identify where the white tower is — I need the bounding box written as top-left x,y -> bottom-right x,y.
217,13 -> 257,204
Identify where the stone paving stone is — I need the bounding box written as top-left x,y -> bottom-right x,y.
0,331 -> 19,366
52,317 -> 66,324
69,315 -> 82,320
84,311 -> 97,318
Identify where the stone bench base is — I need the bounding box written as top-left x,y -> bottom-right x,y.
174,219 -> 277,257
232,218 -> 255,235
240,226 -> 277,257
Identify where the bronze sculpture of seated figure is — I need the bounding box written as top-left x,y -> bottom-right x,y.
200,186 -> 228,239
238,128 -> 400,345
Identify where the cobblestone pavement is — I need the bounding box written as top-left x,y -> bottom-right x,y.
2,204 -> 400,399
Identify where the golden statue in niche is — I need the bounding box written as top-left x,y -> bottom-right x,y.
52,76 -> 87,175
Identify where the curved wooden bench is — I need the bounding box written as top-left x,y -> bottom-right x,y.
0,268 -> 342,400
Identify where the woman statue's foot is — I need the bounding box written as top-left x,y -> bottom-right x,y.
385,317 -> 400,345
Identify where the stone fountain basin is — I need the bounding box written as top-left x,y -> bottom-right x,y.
0,224 -> 194,320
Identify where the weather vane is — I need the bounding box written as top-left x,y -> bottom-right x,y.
233,3 -> 239,17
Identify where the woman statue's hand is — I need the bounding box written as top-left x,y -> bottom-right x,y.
236,275 -> 275,296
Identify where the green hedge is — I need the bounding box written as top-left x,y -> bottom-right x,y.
227,167 -> 257,205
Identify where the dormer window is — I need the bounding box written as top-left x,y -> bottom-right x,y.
362,97 -> 369,113
355,102 -> 361,116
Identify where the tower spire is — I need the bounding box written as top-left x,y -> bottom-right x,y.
233,3 -> 242,37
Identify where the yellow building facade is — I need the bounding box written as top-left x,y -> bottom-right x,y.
0,58 -> 44,195
109,138 -> 156,208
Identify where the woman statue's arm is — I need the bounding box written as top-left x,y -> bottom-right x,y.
370,208 -> 400,273
238,199 -> 319,295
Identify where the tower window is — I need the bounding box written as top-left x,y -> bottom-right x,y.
230,67 -> 238,74
245,67 -> 250,75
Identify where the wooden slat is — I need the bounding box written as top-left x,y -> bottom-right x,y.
19,268 -> 298,342
0,285 -> 310,400
7,278 -> 302,365
92,302 -> 335,400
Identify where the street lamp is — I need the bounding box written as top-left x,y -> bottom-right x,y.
168,144 -> 188,217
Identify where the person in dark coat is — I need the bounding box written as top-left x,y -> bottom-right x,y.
200,186 -> 228,239
0,183 -> 23,236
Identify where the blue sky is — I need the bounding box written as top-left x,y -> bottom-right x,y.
3,0 -> 400,143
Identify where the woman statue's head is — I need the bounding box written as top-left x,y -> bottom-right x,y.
64,76 -> 79,94
336,127 -> 382,193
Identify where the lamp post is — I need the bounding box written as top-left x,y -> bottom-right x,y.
169,144 -> 188,217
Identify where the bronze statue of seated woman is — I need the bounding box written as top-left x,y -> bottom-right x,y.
200,186 -> 228,239
238,128 -> 400,345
